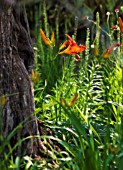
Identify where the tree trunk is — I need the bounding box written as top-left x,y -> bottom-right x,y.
0,1 -> 41,156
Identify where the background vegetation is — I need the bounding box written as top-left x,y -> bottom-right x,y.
1,0 -> 123,169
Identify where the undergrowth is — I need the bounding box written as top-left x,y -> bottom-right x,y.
1,1 -> 123,170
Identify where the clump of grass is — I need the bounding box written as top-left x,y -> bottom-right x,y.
33,5 -> 123,169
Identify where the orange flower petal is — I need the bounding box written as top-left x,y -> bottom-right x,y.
74,54 -> 81,61
59,34 -> 86,57
59,45 -> 71,54
102,50 -> 112,58
118,17 -> 123,33
70,45 -> 86,53
65,34 -> 76,45
59,41 -> 70,51
40,29 -> 51,47
102,43 -> 116,58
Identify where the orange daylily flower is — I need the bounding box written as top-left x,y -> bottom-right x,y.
118,17 -> 123,33
59,34 -> 86,61
102,43 -> 120,58
102,45 -> 115,59
40,29 -> 55,48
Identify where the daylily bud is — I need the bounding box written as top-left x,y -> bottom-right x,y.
118,17 -> 123,33
69,93 -> 78,106
40,29 -> 55,48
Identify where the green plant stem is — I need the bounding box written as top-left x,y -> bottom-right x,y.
122,68 -> 123,104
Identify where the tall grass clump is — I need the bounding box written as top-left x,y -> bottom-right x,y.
32,4 -> 123,169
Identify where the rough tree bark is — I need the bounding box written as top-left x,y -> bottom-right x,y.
0,1 -> 42,156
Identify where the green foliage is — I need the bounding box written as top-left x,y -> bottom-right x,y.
1,1 -> 123,169
32,3 -> 123,169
